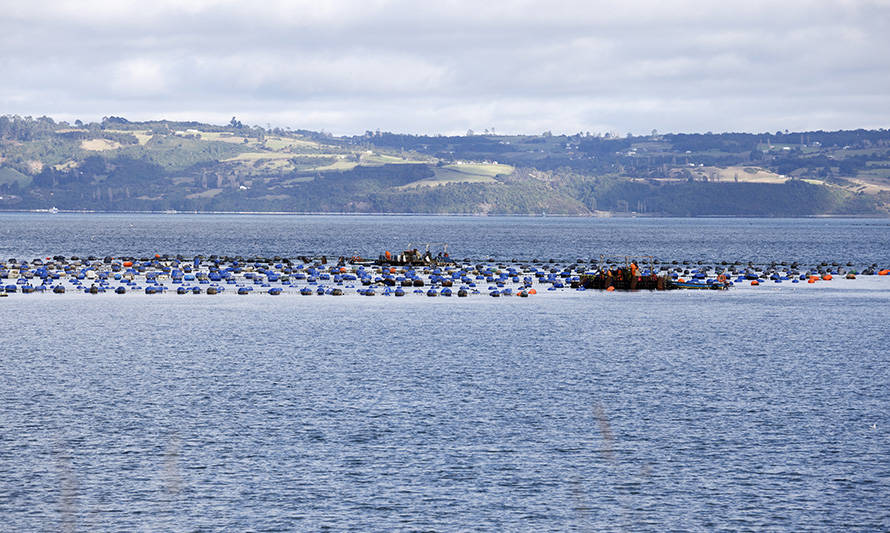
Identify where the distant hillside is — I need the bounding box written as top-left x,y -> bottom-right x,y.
1,115 -> 888,215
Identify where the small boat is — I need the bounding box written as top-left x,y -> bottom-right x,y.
673,280 -> 728,290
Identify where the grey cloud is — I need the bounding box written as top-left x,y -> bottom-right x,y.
1,0 -> 889,134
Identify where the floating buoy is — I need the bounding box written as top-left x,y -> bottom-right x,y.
822,274 -> 832,281
878,269 -> 889,276
606,286 -> 615,291
750,280 -> 759,286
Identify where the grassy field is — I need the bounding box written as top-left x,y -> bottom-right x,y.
192,131 -> 249,144
80,139 -> 121,151
0,166 -> 32,187
361,153 -> 429,165
181,132 -> 324,153
299,152 -> 431,173
398,162 -> 514,189
848,172 -> 890,193
53,160 -> 79,171
447,162 -> 514,177
223,152 -> 345,174
689,165 -> 788,183
262,137 -> 320,151
306,159 -> 360,172
105,129 -> 153,145
224,152 -> 296,162
858,168 -> 890,179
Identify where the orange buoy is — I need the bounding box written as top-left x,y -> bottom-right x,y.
340,267 -> 347,273
879,269 -> 890,276
122,261 -> 133,267
808,278 -> 816,283
822,274 -> 832,281
528,289 -> 537,295
155,254 -> 160,258
751,280 -> 760,286
389,267 -> 396,274
606,286 -> 615,291
677,278 -> 685,283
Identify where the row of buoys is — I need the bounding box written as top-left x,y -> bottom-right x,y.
2,254 -> 888,298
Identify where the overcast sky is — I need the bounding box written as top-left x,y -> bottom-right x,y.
2,0 -> 889,135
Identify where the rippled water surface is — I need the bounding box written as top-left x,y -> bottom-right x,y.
2,213 -> 890,265
1,215 -> 889,531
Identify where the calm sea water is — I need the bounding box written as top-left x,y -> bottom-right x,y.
1,214 -> 889,531
1,213 -> 890,266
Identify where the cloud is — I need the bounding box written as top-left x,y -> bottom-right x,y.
110,59 -> 169,97
1,0 -> 889,134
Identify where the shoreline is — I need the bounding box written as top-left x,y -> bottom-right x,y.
1,209 -> 888,219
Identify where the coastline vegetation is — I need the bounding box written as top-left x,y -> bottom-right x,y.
1,115 -> 888,215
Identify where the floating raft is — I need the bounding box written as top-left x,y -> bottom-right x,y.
0,254 -> 886,298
